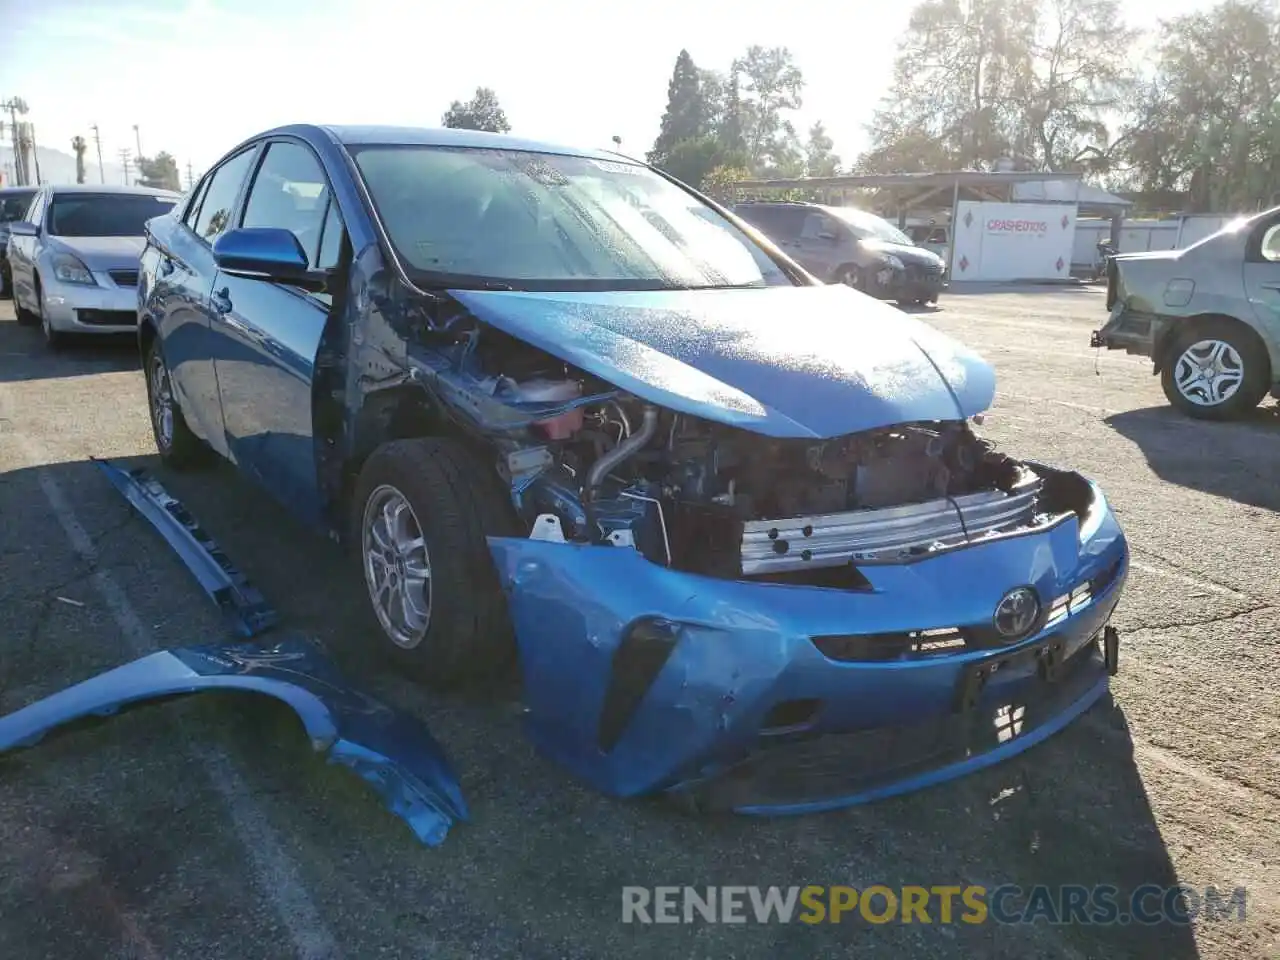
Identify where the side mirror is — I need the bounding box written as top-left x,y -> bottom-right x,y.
212,227 -> 323,289
7,221 -> 38,237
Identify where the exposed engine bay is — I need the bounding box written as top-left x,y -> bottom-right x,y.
414,323 -> 1071,582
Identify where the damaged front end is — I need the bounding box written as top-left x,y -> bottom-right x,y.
400,285 -> 1129,813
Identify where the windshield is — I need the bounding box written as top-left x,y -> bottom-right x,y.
46,194 -> 177,237
0,192 -> 36,223
352,145 -> 792,290
826,207 -> 914,246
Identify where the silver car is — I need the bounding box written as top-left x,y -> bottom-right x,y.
6,184 -> 180,348
1092,206 -> 1280,419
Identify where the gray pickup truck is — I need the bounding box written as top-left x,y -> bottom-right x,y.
1092,205 -> 1280,419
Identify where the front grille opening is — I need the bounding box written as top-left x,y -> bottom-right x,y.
108,269 -> 139,287
746,564 -> 872,591
761,698 -> 821,735
76,309 -> 135,327
813,627 -> 966,663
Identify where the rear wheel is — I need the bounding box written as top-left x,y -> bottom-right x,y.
145,339 -> 210,468
351,437 -> 518,688
1160,320 -> 1269,420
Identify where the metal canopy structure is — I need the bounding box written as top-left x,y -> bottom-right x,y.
731,170 -> 1094,221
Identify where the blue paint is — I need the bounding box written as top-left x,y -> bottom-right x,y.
0,634 -> 467,847
212,227 -> 310,279
453,285 -> 996,439
487,473 -> 1126,808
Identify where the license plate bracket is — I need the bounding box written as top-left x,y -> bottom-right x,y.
953,640 -> 1063,714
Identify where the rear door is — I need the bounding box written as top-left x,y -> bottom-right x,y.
153,146 -> 260,456
1243,212 -> 1280,337
210,138 -> 346,526
791,210 -> 846,279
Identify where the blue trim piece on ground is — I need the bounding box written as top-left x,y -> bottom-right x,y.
0,633 -> 468,847
94,458 -> 279,638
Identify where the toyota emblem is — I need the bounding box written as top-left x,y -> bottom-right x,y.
993,587 -> 1040,642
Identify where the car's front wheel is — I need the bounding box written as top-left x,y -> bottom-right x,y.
145,339 -> 209,468
1160,320 -> 1269,420
351,437 -> 517,687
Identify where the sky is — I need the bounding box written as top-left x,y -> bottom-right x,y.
1,0 -> 1223,188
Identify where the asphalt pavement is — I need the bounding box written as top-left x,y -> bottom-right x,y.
0,288 -> 1277,959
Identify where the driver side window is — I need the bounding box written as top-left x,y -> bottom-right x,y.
240,141 -> 336,269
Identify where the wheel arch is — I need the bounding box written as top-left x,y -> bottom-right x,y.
1154,312 -> 1273,385
338,386 -> 499,529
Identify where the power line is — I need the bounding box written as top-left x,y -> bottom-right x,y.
91,124 -> 105,183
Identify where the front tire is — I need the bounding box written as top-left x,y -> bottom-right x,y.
832,264 -> 864,291
145,339 -> 209,468
351,437 -> 517,688
1160,320 -> 1269,420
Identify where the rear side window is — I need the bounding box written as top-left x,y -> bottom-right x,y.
183,176 -> 212,229
737,205 -> 805,239
193,149 -> 256,243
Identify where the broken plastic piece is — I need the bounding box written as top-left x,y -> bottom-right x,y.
0,633 -> 468,847
94,459 -> 279,638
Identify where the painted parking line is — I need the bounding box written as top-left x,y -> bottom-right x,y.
1,388 -> 340,960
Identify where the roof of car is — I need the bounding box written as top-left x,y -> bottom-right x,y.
0,186 -> 37,195
40,183 -> 181,198
318,124 -> 633,163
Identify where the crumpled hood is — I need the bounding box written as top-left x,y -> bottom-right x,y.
451,284 -> 995,439
51,235 -> 145,271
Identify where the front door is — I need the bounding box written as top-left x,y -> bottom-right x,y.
210,139 -> 346,527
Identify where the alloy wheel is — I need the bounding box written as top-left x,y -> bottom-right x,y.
1172,338 -> 1244,407
361,484 -> 433,649
149,353 -> 176,451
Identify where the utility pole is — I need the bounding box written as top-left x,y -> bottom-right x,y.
133,124 -> 143,162
185,160 -> 195,190
29,124 -> 42,184
91,124 -> 105,183
118,148 -> 132,185
1,98 -> 30,185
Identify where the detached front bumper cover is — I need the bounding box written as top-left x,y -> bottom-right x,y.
0,634 -> 469,847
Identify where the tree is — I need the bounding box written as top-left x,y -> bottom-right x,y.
442,87 -> 511,133
648,50 -> 709,167
805,121 -> 841,176
136,151 -> 181,191
1119,0 -> 1280,211
702,163 -> 755,204
732,45 -> 805,172
1009,0 -> 1138,170
862,0 -> 1135,173
719,73 -> 746,154
71,136 -> 87,184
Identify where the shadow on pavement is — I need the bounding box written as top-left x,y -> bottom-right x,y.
946,282 -> 1103,296
0,450 -> 1203,959
1106,404 -> 1280,513
0,317 -> 139,383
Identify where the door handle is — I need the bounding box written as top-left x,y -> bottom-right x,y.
212,287 -> 233,314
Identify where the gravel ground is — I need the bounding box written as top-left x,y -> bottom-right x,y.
0,288 -> 1276,960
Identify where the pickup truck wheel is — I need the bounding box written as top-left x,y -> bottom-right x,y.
145,341 -> 210,468
352,437 -> 516,688
1161,321 -> 1269,420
